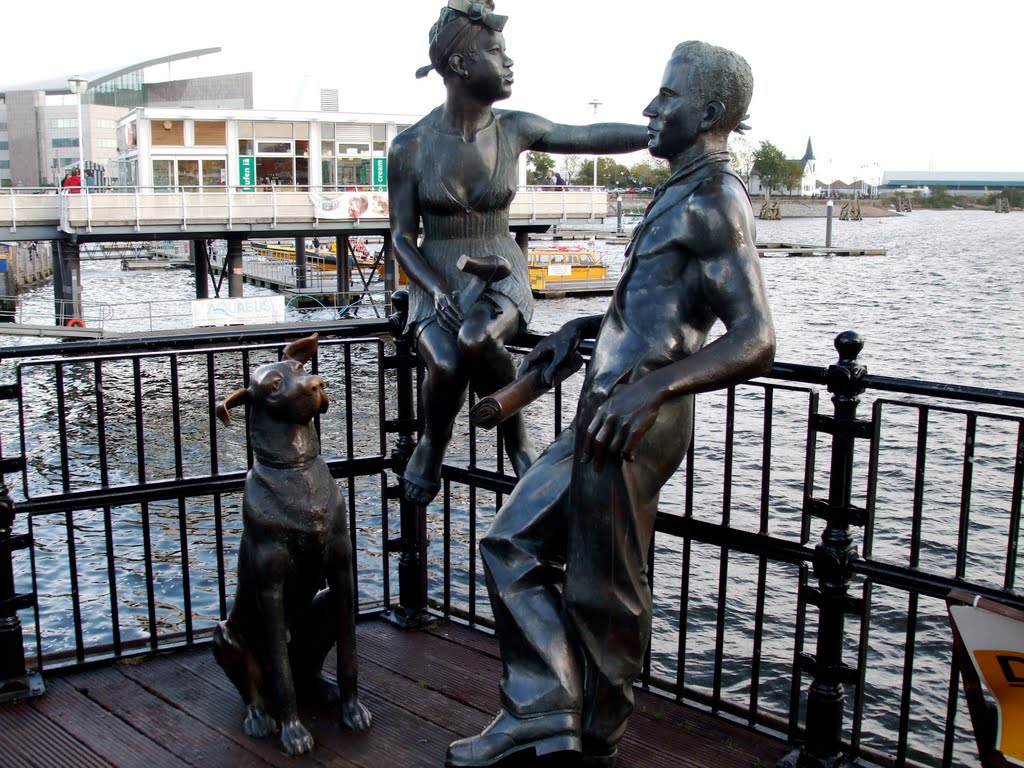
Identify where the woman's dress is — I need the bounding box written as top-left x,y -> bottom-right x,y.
406,110 -> 533,332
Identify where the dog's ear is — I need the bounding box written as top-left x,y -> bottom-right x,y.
216,388 -> 251,426
282,333 -> 319,365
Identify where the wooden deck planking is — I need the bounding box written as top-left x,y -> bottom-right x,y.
0,618 -> 788,767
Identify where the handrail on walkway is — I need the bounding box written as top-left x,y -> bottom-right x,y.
0,185 -> 611,237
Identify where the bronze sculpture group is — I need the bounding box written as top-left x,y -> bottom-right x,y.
215,2 -> 774,765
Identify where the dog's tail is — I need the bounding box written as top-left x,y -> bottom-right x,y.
216,388 -> 251,426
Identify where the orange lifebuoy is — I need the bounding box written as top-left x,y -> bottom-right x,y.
66,318 -> 86,328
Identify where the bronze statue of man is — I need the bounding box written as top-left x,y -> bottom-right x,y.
446,41 -> 776,768
388,0 -> 648,505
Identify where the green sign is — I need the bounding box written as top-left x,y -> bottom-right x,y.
239,156 -> 255,192
372,157 -> 387,188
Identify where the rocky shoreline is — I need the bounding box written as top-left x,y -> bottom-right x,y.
762,199 -> 898,218
616,196 -> 899,218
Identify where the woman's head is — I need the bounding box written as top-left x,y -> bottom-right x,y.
417,0 -> 511,90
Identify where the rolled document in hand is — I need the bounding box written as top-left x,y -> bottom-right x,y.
470,351 -> 584,429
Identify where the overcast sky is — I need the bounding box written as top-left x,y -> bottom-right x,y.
10,0 -> 1023,181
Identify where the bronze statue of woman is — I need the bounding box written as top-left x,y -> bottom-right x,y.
388,0 -> 648,504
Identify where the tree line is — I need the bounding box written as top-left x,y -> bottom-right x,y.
527,137 -> 806,195
526,151 -> 672,189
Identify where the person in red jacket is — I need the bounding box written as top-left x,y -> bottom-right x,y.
62,168 -> 82,194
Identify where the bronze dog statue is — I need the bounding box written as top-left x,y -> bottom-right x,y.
212,333 -> 371,755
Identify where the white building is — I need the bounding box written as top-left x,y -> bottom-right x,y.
748,137 -> 817,197
116,108 -> 419,191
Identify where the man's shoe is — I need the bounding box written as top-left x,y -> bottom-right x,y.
445,708 -> 581,767
582,746 -> 618,767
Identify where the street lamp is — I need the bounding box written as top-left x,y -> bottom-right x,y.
68,76 -> 88,191
588,98 -> 602,188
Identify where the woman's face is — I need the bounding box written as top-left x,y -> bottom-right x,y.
459,29 -> 514,103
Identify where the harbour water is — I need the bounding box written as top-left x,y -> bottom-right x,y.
4,209 -> 1023,766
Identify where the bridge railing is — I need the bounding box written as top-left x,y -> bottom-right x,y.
0,186 -> 610,236
1,323 -> 1015,766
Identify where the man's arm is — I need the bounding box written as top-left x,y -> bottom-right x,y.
509,111 -> 649,156
581,182 -> 776,468
387,131 -> 462,333
519,313 -> 603,387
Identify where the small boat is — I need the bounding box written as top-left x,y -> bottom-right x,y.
251,239 -> 405,284
527,245 -> 608,290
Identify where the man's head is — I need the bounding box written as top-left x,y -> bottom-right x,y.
644,41 -> 752,160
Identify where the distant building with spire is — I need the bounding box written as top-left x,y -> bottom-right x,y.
748,136 -> 820,198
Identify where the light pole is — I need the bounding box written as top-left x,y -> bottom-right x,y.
588,98 -> 602,188
68,76 -> 88,190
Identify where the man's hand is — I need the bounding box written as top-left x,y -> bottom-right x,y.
519,321 -> 584,387
581,379 -> 660,472
433,289 -> 464,335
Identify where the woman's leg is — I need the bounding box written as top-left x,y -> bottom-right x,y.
459,295 -> 537,476
404,320 -> 469,504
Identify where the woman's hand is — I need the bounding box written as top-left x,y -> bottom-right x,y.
433,289 -> 464,335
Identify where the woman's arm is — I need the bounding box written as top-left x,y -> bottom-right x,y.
509,111 -> 649,155
387,131 -> 463,332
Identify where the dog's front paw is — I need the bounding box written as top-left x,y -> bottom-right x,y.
243,704 -> 277,738
340,698 -> 373,732
280,719 -> 315,755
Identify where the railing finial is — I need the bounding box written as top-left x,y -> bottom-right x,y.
834,330 -> 864,365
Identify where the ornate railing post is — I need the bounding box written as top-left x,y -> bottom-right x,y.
780,331 -> 869,767
382,291 -> 432,629
0,389 -> 43,702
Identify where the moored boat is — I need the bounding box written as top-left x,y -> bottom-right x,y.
527,245 -> 608,290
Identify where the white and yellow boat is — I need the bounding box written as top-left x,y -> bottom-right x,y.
527,245 -> 608,290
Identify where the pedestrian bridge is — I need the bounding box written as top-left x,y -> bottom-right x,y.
0,186 -> 609,242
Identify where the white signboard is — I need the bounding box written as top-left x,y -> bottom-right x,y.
547,264 -> 573,277
309,191 -> 389,220
191,296 -> 285,327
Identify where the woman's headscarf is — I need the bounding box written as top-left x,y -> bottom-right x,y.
416,0 -> 508,79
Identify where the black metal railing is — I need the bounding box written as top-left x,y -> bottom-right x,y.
0,321 -> 1021,768
429,332 -> 1024,768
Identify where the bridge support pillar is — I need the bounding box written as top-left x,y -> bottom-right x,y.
227,237 -> 244,297
295,236 -> 307,290
382,233 -> 396,300
336,235 -> 351,312
514,229 -> 529,260
51,239 -> 82,326
193,239 -> 209,299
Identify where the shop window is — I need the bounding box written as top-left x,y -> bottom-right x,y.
238,139 -> 254,156
202,159 -> 226,186
153,159 -> 173,189
322,158 -> 337,187
195,121 -> 226,146
177,160 -> 199,188
256,157 -> 294,187
257,141 -> 291,154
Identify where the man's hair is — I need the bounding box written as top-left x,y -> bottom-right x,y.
671,41 -> 752,135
